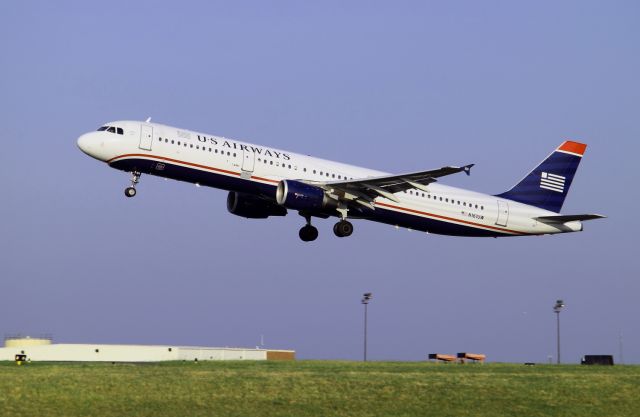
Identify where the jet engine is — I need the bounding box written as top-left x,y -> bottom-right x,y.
275,180 -> 337,211
227,192 -> 287,219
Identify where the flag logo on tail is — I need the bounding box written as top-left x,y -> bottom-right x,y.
540,172 -> 565,193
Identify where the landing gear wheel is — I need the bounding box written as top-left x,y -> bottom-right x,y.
299,225 -> 319,242
124,171 -> 141,198
333,220 -> 353,238
124,186 -> 137,198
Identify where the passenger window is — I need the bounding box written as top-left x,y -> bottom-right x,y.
171,140 -> 174,144
190,144 -> 193,148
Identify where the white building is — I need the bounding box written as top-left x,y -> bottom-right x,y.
0,337 -> 294,362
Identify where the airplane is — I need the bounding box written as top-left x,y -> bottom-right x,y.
77,120 -> 604,241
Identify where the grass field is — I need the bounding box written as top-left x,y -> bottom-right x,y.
1,361 -> 638,417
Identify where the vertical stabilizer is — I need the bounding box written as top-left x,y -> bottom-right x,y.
496,141 -> 586,213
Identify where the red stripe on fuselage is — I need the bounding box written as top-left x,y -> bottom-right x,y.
374,202 -> 528,235
107,153 -> 280,184
108,153 -> 526,236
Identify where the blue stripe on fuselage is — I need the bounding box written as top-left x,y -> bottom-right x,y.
110,156 -> 506,238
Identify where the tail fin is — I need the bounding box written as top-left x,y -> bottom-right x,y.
496,141 -> 587,213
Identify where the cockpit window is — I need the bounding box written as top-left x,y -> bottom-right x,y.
97,125 -> 124,135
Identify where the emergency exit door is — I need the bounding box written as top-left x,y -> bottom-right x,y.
496,200 -> 509,227
241,148 -> 255,173
139,125 -> 153,151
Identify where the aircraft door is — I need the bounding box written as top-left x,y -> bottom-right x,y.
139,125 -> 153,151
496,200 -> 509,227
241,148 -> 255,176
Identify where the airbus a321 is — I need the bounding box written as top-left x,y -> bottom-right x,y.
77,120 -> 604,241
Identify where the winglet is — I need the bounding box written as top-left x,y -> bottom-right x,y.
463,164 -> 474,176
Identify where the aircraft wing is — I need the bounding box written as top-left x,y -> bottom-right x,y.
310,164 -> 474,209
535,214 -> 606,223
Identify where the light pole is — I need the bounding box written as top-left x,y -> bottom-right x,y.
362,292 -> 372,362
553,299 -> 565,364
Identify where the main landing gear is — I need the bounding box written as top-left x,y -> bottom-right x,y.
124,171 -> 141,198
299,214 -> 319,242
298,213 -> 354,242
332,205 -> 353,238
333,220 -> 354,238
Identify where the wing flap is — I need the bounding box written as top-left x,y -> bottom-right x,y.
327,164 -> 474,197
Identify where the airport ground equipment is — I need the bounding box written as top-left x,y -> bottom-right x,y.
457,352 -> 486,363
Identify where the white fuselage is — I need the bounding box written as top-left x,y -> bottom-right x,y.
77,120 -> 583,238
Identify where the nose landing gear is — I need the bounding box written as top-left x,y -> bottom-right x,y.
124,171 -> 141,198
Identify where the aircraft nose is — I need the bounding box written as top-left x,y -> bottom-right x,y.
78,133 -> 90,154
77,133 -> 94,155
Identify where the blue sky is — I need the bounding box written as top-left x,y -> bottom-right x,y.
1,1 -> 638,363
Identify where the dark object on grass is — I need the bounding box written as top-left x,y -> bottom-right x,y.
457,352 -> 486,363
428,353 -> 457,362
581,355 -> 614,365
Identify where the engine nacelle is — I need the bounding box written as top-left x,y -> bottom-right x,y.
227,192 -> 287,219
276,180 -> 336,211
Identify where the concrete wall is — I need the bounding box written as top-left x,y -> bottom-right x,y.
0,344 -> 293,362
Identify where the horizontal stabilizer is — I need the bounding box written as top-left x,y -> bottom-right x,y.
535,214 -> 606,224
